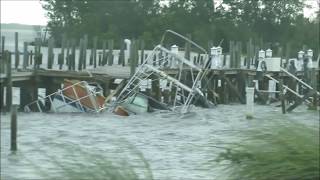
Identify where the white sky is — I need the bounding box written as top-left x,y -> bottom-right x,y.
1,0 -> 48,25
0,0 -> 318,26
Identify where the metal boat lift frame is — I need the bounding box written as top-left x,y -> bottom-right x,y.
111,30 -> 210,114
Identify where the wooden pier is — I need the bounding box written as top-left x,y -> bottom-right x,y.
0,32 -> 319,112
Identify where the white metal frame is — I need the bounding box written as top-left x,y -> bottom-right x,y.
111,30 -> 209,114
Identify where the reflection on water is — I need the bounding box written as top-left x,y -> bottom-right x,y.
1,105 -> 318,179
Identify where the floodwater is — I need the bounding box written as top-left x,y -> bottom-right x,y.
1,104 -> 318,180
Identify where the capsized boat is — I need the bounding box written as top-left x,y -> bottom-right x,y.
24,79 -> 106,113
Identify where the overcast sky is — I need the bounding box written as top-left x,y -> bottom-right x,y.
0,0 -> 318,26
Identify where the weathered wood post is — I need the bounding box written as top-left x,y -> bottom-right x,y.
184,34 -> 191,60
246,38 -> 253,69
90,36 -> 98,68
236,41 -> 242,68
102,40 -> 107,65
98,52 -> 102,66
0,83 -> 3,111
140,39 -> 145,64
11,105 -> 18,151
47,37 -> 54,69
229,41 -> 234,68
119,39 -> 125,66
65,40 -> 70,68
285,42 -> 291,62
1,36 -> 4,53
107,39 -> 114,66
0,45 -> 5,110
0,36 -> 5,73
309,68 -> 318,110
93,36 -> 98,68
20,82 -> 32,111
78,38 -> 84,71
34,38 -> 42,69
29,50 -> 33,65
170,86 -> 177,105
23,42 -> 28,69
58,34 -> 66,70
14,32 -> 19,69
130,40 -> 138,76
223,81 -> 229,104
279,79 -> 286,114
5,51 -> 12,112
151,75 -> 161,102
82,35 -> 88,69
71,39 -> 76,70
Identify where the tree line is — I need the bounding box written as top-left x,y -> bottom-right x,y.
42,0 -> 319,57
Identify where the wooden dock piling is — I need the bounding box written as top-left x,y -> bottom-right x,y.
29,50 -> 33,65
140,39 -> 145,64
83,35 -> 88,69
65,40 -> 71,67
14,32 -> 19,69
20,83 -> 33,111
279,79 -> 286,114
23,42 -> 28,69
107,39 -> 114,66
93,36 -> 98,68
78,38 -> 84,71
70,39 -> 76,70
11,105 -> 18,151
5,51 -> 12,112
102,40 -> 107,65
98,52 -> 102,66
184,34 -> 191,60
1,36 -> 5,73
130,40 -> 138,76
59,34 -> 66,70
1,36 -> 4,54
309,68 -> 318,110
47,38 -> 54,69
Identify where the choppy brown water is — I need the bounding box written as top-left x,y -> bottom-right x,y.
1,104 -> 318,180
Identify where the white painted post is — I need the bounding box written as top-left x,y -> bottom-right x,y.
210,46 -> 217,69
160,79 -> 167,91
124,39 -> 131,65
140,79 -> 148,92
268,79 -> 276,100
297,50 -> 304,71
225,54 -> 231,69
259,50 -> 266,59
217,46 -> 222,68
307,49 -> 313,69
147,79 -> 152,90
246,87 -> 254,119
266,49 -> 272,58
257,50 -> 265,71
253,80 -> 259,90
170,45 -> 179,68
